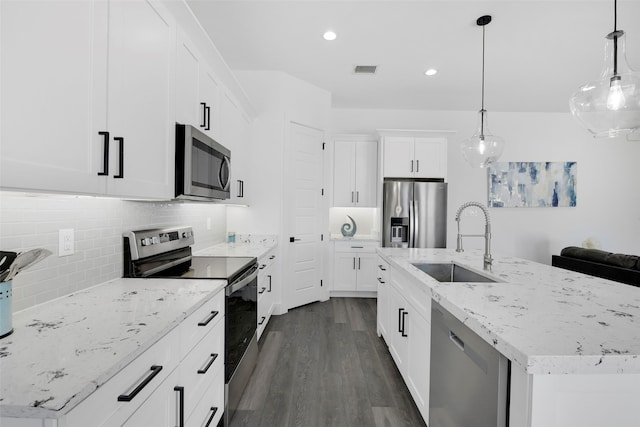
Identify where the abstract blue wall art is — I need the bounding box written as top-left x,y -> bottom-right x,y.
488,162 -> 577,208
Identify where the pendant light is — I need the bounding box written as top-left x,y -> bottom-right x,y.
461,15 -> 505,168
569,0 -> 640,138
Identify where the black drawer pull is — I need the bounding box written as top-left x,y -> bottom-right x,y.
98,131 -> 109,176
198,310 -> 219,326
401,311 -> 408,337
260,264 -> 266,269
117,365 -> 163,402
200,102 -> 207,128
174,386 -> 184,427
377,277 -> 385,284
267,275 -> 272,292
259,287 -> 266,294
197,353 -> 218,374
204,407 -> 218,427
205,105 -> 211,131
269,255 -> 275,260
258,316 -> 266,325
378,264 -> 386,271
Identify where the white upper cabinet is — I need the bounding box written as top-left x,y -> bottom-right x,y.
220,90 -> 251,205
383,135 -> 448,180
175,28 -> 221,142
333,138 -> 378,207
1,1 -> 106,195
106,0 -> 175,199
1,0 -> 175,199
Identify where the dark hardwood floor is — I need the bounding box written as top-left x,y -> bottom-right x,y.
230,298 -> 427,427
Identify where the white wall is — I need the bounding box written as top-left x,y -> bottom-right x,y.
0,192 -> 227,311
331,108 -> 640,263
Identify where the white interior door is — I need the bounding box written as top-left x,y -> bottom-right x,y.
284,122 -> 325,310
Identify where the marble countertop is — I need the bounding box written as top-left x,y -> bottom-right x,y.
0,278 -> 225,418
195,234 -> 277,259
330,234 -> 380,242
378,248 -> 640,375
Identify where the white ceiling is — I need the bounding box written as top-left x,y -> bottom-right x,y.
187,0 -> 640,113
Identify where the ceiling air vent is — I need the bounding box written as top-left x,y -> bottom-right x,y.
354,65 -> 378,74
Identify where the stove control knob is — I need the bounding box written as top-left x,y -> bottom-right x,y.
141,237 -> 151,246
182,231 -> 191,238
152,237 -> 160,244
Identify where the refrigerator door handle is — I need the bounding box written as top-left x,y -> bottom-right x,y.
413,196 -> 419,248
409,198 -> 415,248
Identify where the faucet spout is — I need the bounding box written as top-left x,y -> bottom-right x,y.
455,202 -> 493,270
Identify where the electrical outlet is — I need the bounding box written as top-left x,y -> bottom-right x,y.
59,229 -> 74,256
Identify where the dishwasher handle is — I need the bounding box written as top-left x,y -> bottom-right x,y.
449,331 -> 465,351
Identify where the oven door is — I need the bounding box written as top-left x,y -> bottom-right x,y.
176,123 -> 231,200
225,263 -> 258,381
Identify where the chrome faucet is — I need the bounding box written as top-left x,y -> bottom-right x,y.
455,202 -> 493,270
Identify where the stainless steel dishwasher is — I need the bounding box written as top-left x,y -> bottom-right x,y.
429,301 -> 510,427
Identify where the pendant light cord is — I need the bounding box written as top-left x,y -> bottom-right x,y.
613,0 -> 618,76
481,23 -> 486,135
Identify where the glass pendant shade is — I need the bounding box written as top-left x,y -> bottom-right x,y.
569,30 -> 640,138
460,109 -> 505,168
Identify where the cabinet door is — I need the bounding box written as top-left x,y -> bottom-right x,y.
121,368 -> 180,427
106,0 -> 175,199
333,141 -> 356,206
0,0 -> 106,195
200,67 -> 220,141
414,137 -> 446,179
354,141 -> 378,207
406,307 -> 431,421
387,283 -> 408,375
175,29 -> 202,127
376,259 -> 390,338
333,252 -> 358,291
356,253 -> 378,292
383,137 -> 414,178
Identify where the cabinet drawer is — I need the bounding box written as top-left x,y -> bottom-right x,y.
181,318 -> 224,420
180,291 -> 225,360
334,241 -> 379,253
66,325 -> 181,427
186,370 -> 225,427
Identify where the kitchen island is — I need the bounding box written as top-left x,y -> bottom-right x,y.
378,247 -> 640,427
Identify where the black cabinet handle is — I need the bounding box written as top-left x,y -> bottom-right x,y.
398,308 -> 403,333
113,137 -> 124,179
267,275 -> 272,292
197,353 -> 218,374
205,105 -> 211,131
378,264 -> 386,271
259,287 -> 266,294
269,255 -> 275,260
174,386 -> 184,427
258,316 -> 266,326
401,311 -> 408,337
289,237 -> 300,242
198,310 -> 219,326
98,131 -> 109,176
358,257 -> 361,270
117,365 -> 163,402
200,102 -> 207,128
416,160 -> 420,173
260,264 -> 266,270
410,160 -> 414,172
237,179 -> 244,198
204,407 -> 218,427
353,257 -> 356,270
377,277 -> 385,284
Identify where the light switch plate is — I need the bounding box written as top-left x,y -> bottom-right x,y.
59,229 -> 74,256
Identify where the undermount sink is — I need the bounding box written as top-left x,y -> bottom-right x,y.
412,262 -> 501,283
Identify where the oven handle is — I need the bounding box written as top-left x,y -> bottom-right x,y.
226,264 -> 259,296
139,255 -> 192,277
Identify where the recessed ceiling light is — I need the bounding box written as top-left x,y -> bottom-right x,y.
425,69 -> 438,76
323,31 -> 337,41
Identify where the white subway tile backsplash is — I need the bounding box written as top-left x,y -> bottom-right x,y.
0,191 -> 228,311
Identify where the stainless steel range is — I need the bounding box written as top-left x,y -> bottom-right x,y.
123,226 -> 258,427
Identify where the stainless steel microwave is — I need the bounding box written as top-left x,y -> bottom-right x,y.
175,123 -> 231,201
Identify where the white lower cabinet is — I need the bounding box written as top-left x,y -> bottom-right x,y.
379,260 -> 431,423
258,247 -> 279,340
376,257 -> 390,337
333,241 -> 379,293
61,292 -> 226,427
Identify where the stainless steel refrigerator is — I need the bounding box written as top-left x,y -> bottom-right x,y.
382,179 -> 447,248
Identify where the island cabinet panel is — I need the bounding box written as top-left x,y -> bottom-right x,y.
376,257 -> 390,337
379,261 -> 432,423
1,0 -> 176,199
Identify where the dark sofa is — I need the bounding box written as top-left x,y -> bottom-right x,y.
552,246 -> 640,286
